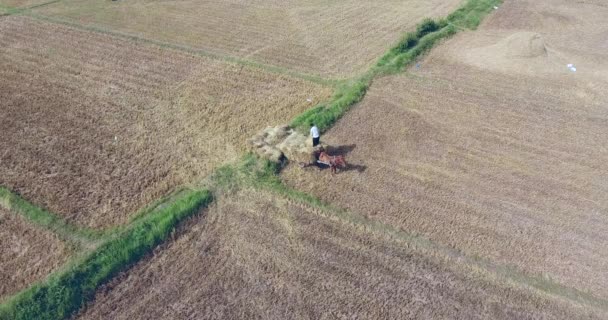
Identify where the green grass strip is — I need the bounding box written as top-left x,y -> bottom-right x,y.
0,187 -> 101,245
447,0 -> 501,29
291,0 -> 502,132
0,4 -> 19,15
0,189 -> 212,320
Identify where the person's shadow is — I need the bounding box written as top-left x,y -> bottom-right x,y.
325,144 -> 367,173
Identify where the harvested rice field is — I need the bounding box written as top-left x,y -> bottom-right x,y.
283,0 -> 608,306
0,207 -> 70,301
74,189 -> 597,319
4,0 -> 608,317
32,0 -> 463,77
0,16 -> 330,229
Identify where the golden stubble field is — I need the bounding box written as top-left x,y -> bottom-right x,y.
0,16 -> 331,229
0,207 -> 70,301
73,188 -> 594,320
283,0 -> 608,303
31,0 -> 462,77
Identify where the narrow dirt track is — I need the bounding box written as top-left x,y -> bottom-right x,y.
0,16 -> 330,229
283,0 -> 608,303
0,207 -> 70,301
74,189 -> 598,319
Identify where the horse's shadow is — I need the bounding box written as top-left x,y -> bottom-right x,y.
342,163 -> 367,173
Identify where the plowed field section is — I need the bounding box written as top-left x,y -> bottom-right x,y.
34,0 -> 462,77
0,16 -> 330,229
0,207 -> 70,301
75,189 -> 590,319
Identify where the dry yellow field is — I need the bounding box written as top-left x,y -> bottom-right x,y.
0,207 -> 70,301
74,189 -> 597,319
283,0 -> 608,306
32,0 -> 463,77
3,0 -> 608,317
0,16 -> 330,229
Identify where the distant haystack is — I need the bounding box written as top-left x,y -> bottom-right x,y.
455,31 -> 556,76
501,32 -> 547,58
248,125 -> 313,163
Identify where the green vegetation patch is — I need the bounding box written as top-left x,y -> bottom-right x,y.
0,189 -> 212,320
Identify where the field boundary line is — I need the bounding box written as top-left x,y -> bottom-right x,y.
26,0 -> 61,10
20,13 -> 339,86
224,155 -> 608,312
0,188 -> 213,320
0,187 -> 102,248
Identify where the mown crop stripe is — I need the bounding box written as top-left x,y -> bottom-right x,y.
0,189 -> 212,320
291,0 -> 502,133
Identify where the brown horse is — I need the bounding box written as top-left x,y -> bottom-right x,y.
318,151 -> 347,174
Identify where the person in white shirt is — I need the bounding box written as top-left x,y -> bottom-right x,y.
310,122 -> 320,147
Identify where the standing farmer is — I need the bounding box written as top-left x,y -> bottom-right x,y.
310,122 -> 320,147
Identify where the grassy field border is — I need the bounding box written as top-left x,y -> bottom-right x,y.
0,187 -> 101,247
0,188 -> 212,320
291,0 -> 502,132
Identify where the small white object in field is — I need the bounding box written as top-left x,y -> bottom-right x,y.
493,6 -> 498,9
567,64 -> 573,68
114,136 -> 118,141
570,67 -> 577,72
306,98 -> 313,102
